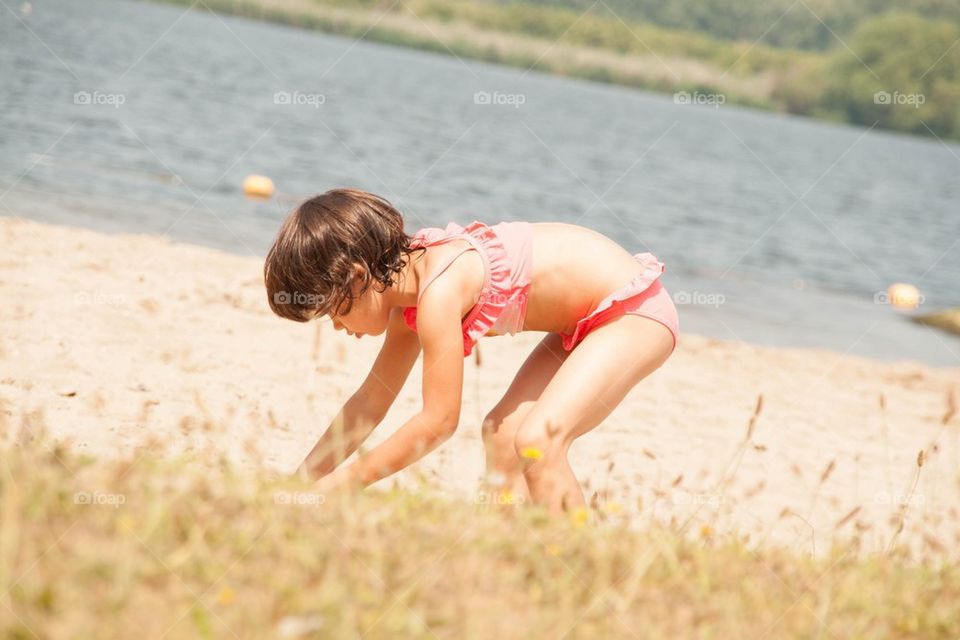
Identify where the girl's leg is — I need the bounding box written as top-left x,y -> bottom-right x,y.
480,332 -> 572,505
514,315 -> 676,515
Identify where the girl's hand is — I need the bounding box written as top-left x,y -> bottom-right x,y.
314,465 -> 363,496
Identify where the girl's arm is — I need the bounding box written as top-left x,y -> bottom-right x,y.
328,276 -> 466,488
296,308 -> 422,480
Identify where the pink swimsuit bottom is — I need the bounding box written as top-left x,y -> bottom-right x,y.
402,220 -> 679,357
559,252 -> 679,356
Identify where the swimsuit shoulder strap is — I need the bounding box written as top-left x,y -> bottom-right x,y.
416,242 -> 476,306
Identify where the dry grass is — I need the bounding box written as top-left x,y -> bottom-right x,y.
2,410 -> 959,639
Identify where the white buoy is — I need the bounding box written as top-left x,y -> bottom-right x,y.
887,282 -> 922,310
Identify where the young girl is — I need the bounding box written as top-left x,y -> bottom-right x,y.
264,188 -> 679,515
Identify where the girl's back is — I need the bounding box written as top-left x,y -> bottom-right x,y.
524,222 -> 659,337
402,220 -> 655,344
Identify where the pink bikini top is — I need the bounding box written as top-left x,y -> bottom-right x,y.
402,220 -> 533,357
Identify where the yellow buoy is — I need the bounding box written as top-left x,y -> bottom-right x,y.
242,174 -> 274,199
887,282 -> 922,310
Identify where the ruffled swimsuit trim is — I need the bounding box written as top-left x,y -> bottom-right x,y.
403,220 -> 518,357
559,252 -> 666,351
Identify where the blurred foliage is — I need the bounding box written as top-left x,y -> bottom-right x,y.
820,13 -> 960,138
490,0 -> 960,51
406,0 -> 803,73
913,306 -> 960,336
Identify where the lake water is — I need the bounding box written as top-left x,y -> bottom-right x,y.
2,0 -> 959,365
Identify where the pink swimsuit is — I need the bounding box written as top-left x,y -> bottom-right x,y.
402,220 -> 679,358
403,220 -> 532,357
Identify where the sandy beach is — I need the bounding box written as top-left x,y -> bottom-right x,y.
2,216 -> 958,558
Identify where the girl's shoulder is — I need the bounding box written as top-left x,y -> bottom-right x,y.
410,220 -> 530,256
408,221 -> 472,248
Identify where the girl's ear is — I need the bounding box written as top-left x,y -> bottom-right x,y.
348,262 -> 369,294
350,262 -> 368,285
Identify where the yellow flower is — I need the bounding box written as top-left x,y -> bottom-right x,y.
216,587 -> 236,606
605,501 -> 622,514
114,515 -> 135,534
546,543 -> 562,556
519,447 -> 543,460
570,507 -> 589,528
700,524 -> 714,539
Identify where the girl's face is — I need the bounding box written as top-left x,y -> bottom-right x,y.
325,269 -> 391,339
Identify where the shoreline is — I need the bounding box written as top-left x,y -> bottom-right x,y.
2,214 -> 959,558
9,201 -> 956,368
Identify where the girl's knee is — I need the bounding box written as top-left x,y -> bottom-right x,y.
483,411 -> 524,468
513,415 -> 566,460
481,410 -> 508,443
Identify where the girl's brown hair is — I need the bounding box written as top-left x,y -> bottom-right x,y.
263,188 -> 423,322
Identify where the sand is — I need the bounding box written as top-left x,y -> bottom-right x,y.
2,216 -> 958,558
